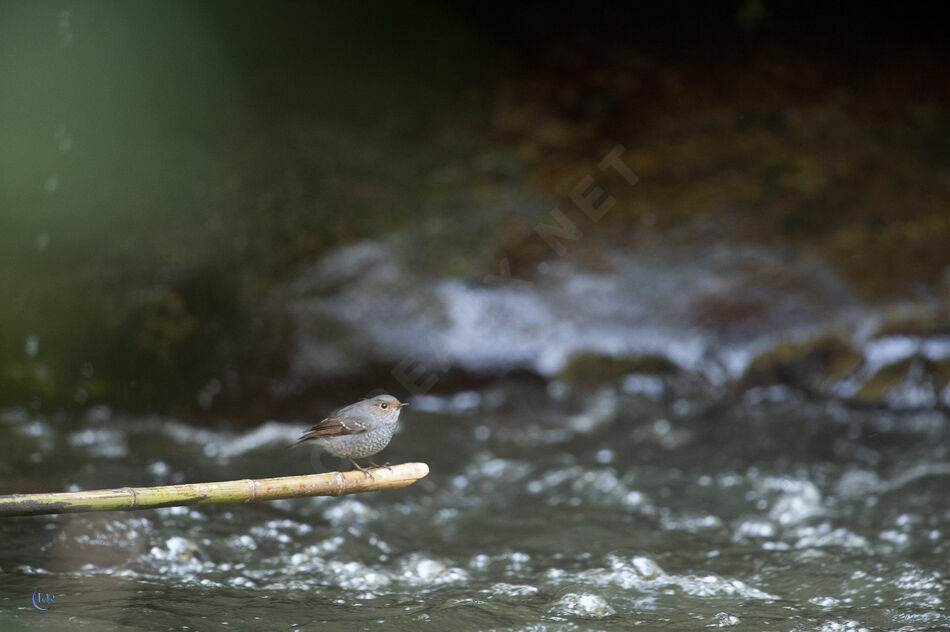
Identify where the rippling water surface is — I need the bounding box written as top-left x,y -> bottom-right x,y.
1,384 -> 948,631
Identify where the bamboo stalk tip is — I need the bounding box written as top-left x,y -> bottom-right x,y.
408,462 -> 430,478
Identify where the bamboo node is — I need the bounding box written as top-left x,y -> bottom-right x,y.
333,472 -> 346,496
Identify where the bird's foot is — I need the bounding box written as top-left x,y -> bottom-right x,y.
364,458 -> 393,472
348,458 -> 375,479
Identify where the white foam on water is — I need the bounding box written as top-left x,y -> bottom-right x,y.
282,237 -> 861,383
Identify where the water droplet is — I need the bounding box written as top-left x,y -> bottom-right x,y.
43,176 -> 58,195
25,333 -> 39,357
58,10 -> 73,48
197,378 -> 222,408
35,232 -> 50,253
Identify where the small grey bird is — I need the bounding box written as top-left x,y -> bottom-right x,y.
290,394 -> 407,474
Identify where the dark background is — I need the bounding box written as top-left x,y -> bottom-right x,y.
2,0 -> 948,422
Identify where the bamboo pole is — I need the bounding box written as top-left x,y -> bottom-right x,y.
0,462 -> 429,517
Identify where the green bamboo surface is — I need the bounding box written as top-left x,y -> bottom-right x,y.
0,462 -> 429,517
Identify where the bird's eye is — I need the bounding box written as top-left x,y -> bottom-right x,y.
380,402 -> 388,409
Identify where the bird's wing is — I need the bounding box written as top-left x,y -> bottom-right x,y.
290,415 -> 368,447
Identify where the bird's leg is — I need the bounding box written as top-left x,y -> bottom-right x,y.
348,458 -> 374,479
363,458 -> 392,472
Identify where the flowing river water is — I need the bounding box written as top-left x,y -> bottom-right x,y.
2,4 -> 949,631
1,379 -> 947,630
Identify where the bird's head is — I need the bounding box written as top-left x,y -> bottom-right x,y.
369,394 -> 407,421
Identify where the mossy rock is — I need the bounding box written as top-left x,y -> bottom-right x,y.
855,355 -> 947,406
871,308 -> 950,339
742,334 -> 863,392
558,351 -> 678,392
